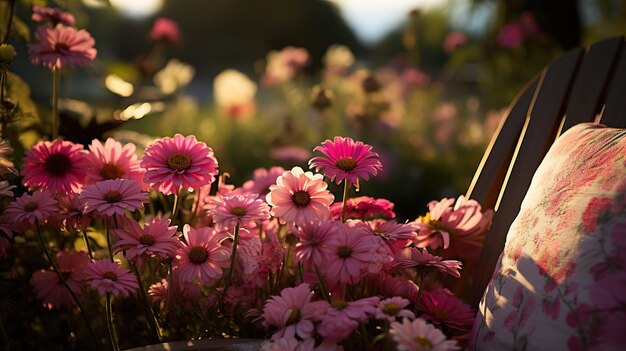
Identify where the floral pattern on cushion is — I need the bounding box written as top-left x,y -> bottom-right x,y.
471,123 -> 626,351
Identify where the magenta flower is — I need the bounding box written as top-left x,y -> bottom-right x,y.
32,6 -> 76,26
57,194 -> 90,232
5,191 -> 58,230
141,134 -> 219,195
80,179 -> 146,217
375,297 -> 415,322
497,22 -> 525,49
150,17 -> 181,45
266,166 -> 334,225
293,219 -> 338,268
22,139 -> 88,195
378,273 -> 419,301
174,225 -> 231,286
395,247 -> 462,278
390,318 -> 460,351
85,259 -> 138,297
28,24 -> 96,69
113,217 -> 181,267
262,283 -> 319,341
262,46 -> 310,85
367,219 -> 415,254
0,181 -> 15,198
30,250 -> 89,309
85,138 -> 145,186
316,297 -> 379,342
309,136 -> 383,186
418,289 -> 475,333
208,193 -> 270,228
443,31 -> 468,54
241,166 -> 285,195
330,196 -> 396,220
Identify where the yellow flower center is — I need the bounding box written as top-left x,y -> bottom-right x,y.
100,162 -> 125,180
188,246 -> 208,264
291,190 -> 311,207
231,206 -> 247,217
331,300 -> 348,310
414,336 -> 433,348
335,157 -> 357,171
103,191 -> 123,203
167,152 -> 192,171
286,307 -> 301,325
381,302 -> 401,316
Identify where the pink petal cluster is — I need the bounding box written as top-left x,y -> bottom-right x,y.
22,139 -> 87,195
85,259 -> 139,297
174,225 -> 231,286
30,250 -> 89,309
316,297 -> 379,342
330,196 -> 396,220
418,289 -> 475,333
113,217 -> 181,267
367,219 -> 415,254
293,220 -> 337,268
57,194 -> 90,232
375,297 -> 415,322
5,191 -> 58,229
395,247 -> 462,278
262,46 -> 310,85
79,179 -> 146,217
28,25 -> 96,69
309,136 -> 383,186
150,17 -> 181,45
85,138 -> 145,185
390,318 -> 460,351
241,166 -> 285,195
266,166 -> 334,225
208,193 -> 270,228
443,31 -> 468,54
141,134 -> 219,195
32,6 -> 76,26
262,283 -> 319,341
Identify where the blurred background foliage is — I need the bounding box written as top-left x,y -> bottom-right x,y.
1,0 -> 625,349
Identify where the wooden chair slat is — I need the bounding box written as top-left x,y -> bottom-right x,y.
561,37 -> 624,132
468,47 -> 584,307
601,43 -> 626,127
465,78 -> 539,211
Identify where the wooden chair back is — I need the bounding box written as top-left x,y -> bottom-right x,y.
465,36 -> 626,308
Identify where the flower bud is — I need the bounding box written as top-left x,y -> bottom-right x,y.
0,44 -> 16,66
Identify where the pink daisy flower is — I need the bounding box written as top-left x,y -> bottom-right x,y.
148,279 -> 168,303
377,273 -> 419,301
141,134 -> 219,195
330,196 -> 396,220
241,166 -> 285,195
5,191 -> 58,229
322,221 -> 382,284
390,318 -> 460,351
150,17 -> 181,45
375,297 -> 416,322
28,24 -> 97,69
0,181 -> 15,197
418,289 -> 475,333
30,250 -> 89,309
316,296 -> 380,342
368,219 -> 415,254
0,138 -> 18,175
266,166 -> 334,225
174,225 -> 231,286
79,179 -> 146,217
293,219 -> 338,268
207,193 -> 270,228
57,194 -> 90,232
309,136 -> 383,185
113,217 -> 181,267
85,259 -> 139,297
262,283 -> 319,341
85,138 -> 145,186
32,6 -> 76,26
22,139 -> 88,195
395,247 -> 462,278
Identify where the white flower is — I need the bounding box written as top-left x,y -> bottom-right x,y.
390,318 -> 460,351
323,44 -> 354,70
213,69 -> 257,107
154,59 -> 195,94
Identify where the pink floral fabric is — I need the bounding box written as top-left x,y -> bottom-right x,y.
472,123 -> 626,350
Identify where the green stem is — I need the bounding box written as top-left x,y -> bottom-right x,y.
340,180 -> 351,222
35,220 -> 102,350
130,262 -> 161,342
105,293 -> 119,351
171,194 -> 181,226
105,220 -> 114,262
82,230 -> 94,259
414,270 -> 426,315
1,0 -> 16,44
52,67 -> 60,139
215,223 -> 240,311
314,265 -> 331,302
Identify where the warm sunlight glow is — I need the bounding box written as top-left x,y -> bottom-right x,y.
110,0 -> 164,18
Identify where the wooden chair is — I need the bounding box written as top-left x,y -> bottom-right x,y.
465,36 -> 626,308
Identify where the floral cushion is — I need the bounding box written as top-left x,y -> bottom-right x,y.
471,123 -> 626,350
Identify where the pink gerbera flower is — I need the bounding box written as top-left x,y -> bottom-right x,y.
141,134 -> 219,195
418,289 -> 475,333
32,6 -> 76,26
293,219 -> 338,268
22,139 -> 88,195
30,250 -> 89,309
330,196 -> 396,220
395,247 -> 462,278
80,179 -> 146,217
375,297 -> 416,322
390,318 -> 460,351
263,283 -> 319,341
85,259 -> 139,297
309,136 -> 383,185
316,296 -> 380,342
113,217 -> 181,267
174,225 -> 231,286
368,219 -> 415,254
28,24 -> 97,69
207,193 -> 270,228
85,138 -> 145,186
266,166 -> 334,225
150,17 -> 181,45
241,166 -> 285,195
57,194 -> 90,232
5,191 -> 58,229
